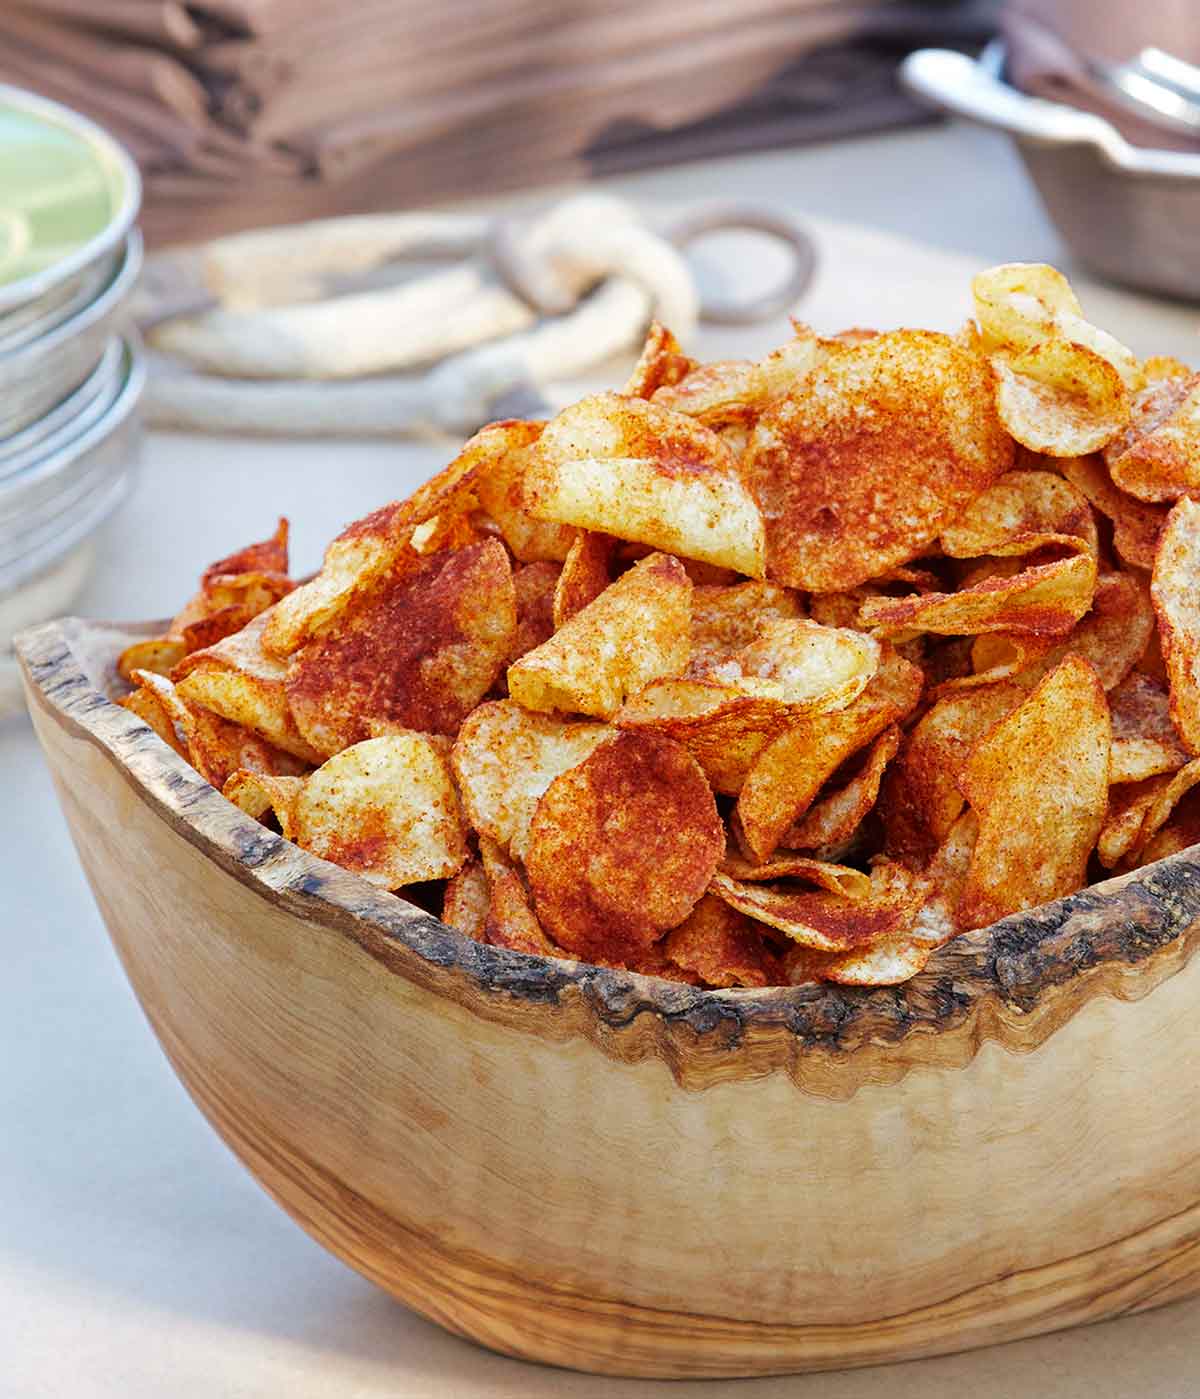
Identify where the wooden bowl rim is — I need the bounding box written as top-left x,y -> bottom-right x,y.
19,614 -> 1200,1093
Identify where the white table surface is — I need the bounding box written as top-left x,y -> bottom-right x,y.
5,120 -> 1200,1398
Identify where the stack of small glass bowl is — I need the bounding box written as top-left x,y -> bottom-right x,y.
0,83 -> 144,713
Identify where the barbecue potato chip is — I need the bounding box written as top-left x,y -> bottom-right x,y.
525,392 -> 767,576
506,560 -> 560,667
221,769 -> 304,839
743,330 -> 1012,591
119,681 -> 188,758
286,538 -> 516,756
651,332 -> 823,428
622,320 -> 695,399
957,655 -> 1110,929
1135,787 -> 1200,867
993,340 -> 1130,457
784,724 -> 900,854
508,552 -> 690,719
736,647 -> 923,862
711,858 -> 929,953
1108,672 -> 1189,784
782,932 -> 933,987
687,581 -> 804,676
858,539 -> 1096,640
1106,373 -> 1200,503
1098,777 -> 1169,868
118,636 -> 188,684
662,894 -> 780,988
479,836 -> 561,955
1059,454 -> 1166,569
451,700 -> 610,859
707,619 -> 880,706
1151,498 -> 1200,755
881,680 -> 1028,865
174,608 -> 323,764
291,734 -> 467,889
553,530 -> 617,627
525,732 -> 723,959
939,470 -> 1097,559
441,855 -> 489,940
472,419 -> 576,563
718,851 -> 871,899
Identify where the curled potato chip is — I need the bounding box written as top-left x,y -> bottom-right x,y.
292,734 -> 467,889
711,859 -> 929,953
784,724 -> 900,853
506,560 -> 560,667
706,619 -> 880,707
451,700 -> 609,859
859,540 -> 1096,640
119,682 -> 188,758
1108,672 -> 1188,785
881,680 -> 1028,865
118,636 -> 187,684
736,647 -> 923,862
173,609 -> 323,764
687,580 -> 804,676
441,856 -> 489,941
1059,454 -> 1166,570
993,340 -> 1130,457
782,932 -> 932,987
1106,373 -> 1200,503
719,851 -> 871,899
526,393 -> 766,577
939,470 -> 1097,559
285,539 -> 516,756
478,836 -> 560,956
525,732 -> 723,959
662,894 -> 780,988
1135,787 -> 1200,867
957,655 -> 1110,929
743,330 -> 1012,591
1151,498 -> 1200,755
622,321 -> 695,399
509,552 -> 690,719
1098,777 -> 1168,868
472,419 -> 576,563
132,669 -> 301,790
1122,757 -> 1200,866
221,769 -> 304,839
553,530 -> 617,628
651,333 -> 823,428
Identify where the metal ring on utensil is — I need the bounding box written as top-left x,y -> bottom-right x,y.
666,206 -> 817,325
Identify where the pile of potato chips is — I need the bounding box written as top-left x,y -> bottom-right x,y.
119,263 -> 1200,989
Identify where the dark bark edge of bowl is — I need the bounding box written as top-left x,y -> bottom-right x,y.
18,614 -> 1200,1097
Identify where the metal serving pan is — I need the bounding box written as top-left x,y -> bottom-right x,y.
0,336 -> 125,472
0,335 -> 144,594
0,229 -> 142,440
0,84 -> 141,321
901,44 -> 1200,301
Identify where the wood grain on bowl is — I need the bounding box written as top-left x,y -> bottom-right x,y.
17,614 -> 1200,1378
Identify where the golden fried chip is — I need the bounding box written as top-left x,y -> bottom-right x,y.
1098,777 -> 1168,868
718,851 -> 871,899
525,732 -> 722,959
478,836 -> 560,955
291,734 -> 467,889
1059,454 -> 1166,570
285,539 -> 516,756
472,418 -> 576,563
736,647 -> 923,862
782,933 -> 932,987
553,530 -> 617,628
119,683 -> 187,757
939,470 -> 1097,559
221,769 -> 304,839
711,859 -> 929,953
1123,757 -> 1200,865
1108,672 -> 1188,785
1106,373 -> 1200,502
881,681 -> 1028,865
506,560 -> 560,668
441,856 -> 489,941
651,333 -> 823,428
508,552 -> 690,719
707,618 -> 880,706
200,516 -> 290,585
118,636 -> 187,683
743,330 -> 1012,591
957,655 -> 1110,929
1151,498 -> 1200,755
859,539 -> 1096,640
687,581 -> 804,676
993,340 -> 1130,457
662,895 -> 780,988
622,320 -> 695,399
174,609 -> 324,764
784,724 -> 900,854
1135,788 -> 1200,866
525,393 -> 767,576
451,700 -> 609,859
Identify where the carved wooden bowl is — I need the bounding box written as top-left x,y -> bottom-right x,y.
18,615 -> 1200,1380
